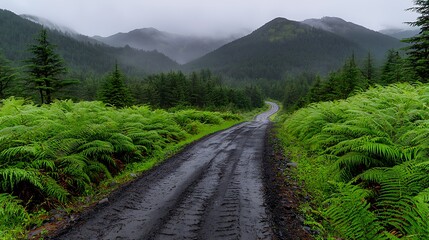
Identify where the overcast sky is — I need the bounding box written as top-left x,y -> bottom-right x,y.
0,0 -> 419,37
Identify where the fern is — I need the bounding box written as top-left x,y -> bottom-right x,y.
324,182 -> 387,239
0,193 -> 29,228
0,167 -> 43,191
281,83 -> 429,239
0,97 -> 241,236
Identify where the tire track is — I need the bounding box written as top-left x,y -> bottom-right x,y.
55,102 -> 278,240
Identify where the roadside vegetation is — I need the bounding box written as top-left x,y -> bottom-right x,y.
0,98 -> 244,238
279,83 -> 429,239
276,1 -> 429,238
0,19 -> 267,238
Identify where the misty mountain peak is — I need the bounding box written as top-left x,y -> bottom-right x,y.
94,27 -> 236,64
133,27 -> 163,35
302,16 -> 404,60
20,14 -> 78,35
302,16 -> 352,33
253,17 -> 310,42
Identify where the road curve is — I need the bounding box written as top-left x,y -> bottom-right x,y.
55,102 -> 279,240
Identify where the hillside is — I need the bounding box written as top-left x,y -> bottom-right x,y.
302,17 -> 405,60
379,28 -> 420,40
184,18 -> 363,79
94,28 -> 236,64
0,9 -> 178,75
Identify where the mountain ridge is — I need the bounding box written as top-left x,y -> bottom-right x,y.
0,9 -> 178,75
183,17 -> 364,79
302,16 -> 405,59
379,28 -> 419,40
94,28 -> 239,64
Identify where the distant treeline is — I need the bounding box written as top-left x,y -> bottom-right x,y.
130,70 -> 265,110
258,49 -> 423,111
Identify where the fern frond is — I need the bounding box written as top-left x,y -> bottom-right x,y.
78,140 -> 114,157
40,175 -> 69,203
0,193 -> 29,228
0,168 -> 43,191
324,182 -> 384,239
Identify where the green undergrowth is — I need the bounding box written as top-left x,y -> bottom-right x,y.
0,98 -> 243,238
279,83 -> 429,239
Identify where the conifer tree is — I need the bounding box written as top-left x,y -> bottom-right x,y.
99,63 -> 134,108
380,50 -> 405,84
403,0 -> 429,81
0,53 -> 16,99
335,54 -> 365,98
361,52 -> 377,84
26,29 -> 68,104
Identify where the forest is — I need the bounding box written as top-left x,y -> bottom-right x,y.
1,0 -> 429,238
0,25 -> 263,238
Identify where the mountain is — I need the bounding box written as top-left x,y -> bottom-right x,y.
94,28 -> 237,64
20,14 -> 102,45
379,28 -> 420,40
184,18 -> 364,79
0,9 -> 178,75
21,14 -> 78,36
302,17 -> 405,60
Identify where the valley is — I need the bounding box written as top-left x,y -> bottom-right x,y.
1,2 -> 428,239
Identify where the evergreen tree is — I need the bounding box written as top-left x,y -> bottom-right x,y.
189,72 -> 204,107
380,50 -> 405,84
336,54 -> 366,98
361,52 -> 377,84
403,0 -> 429,81
99,63 -> 134,108
246,86 -> 264,108
26,29 -> 69,104
306,76 -> 325,103
0,53 -> 17,99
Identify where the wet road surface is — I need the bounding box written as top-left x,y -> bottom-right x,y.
56,102 -> 279,240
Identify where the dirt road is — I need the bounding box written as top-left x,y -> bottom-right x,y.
55,102 -> 279,240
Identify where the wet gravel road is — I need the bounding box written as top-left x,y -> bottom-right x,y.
56,102 -> 279,240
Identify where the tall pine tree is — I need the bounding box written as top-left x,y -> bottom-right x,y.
0,53 -> 17,99
380,50 -> 405,84
403,0 -> 429,81
26,29 -> 69,104
99,63 -> 134,108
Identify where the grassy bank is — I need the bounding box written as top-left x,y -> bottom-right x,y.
278,83 -> 429,239
0,98 -> 244,238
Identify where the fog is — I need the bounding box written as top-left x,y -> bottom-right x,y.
0,0 -> 419,37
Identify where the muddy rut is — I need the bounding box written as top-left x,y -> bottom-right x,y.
55,102 -> 279,240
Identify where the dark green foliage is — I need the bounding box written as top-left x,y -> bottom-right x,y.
0,9 -> 178,76
380,50 -> 407,84
99,64 -> 134,108
304,17 -> 406,61
361,52 -> 377,83
304,55 -> 366,104
0,53 -> 17,99
403,0 -> 429,81
185,18 -> 364,80
25,29 -> 69,104
282,73 -> 314,110
133,70 -> 264,110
